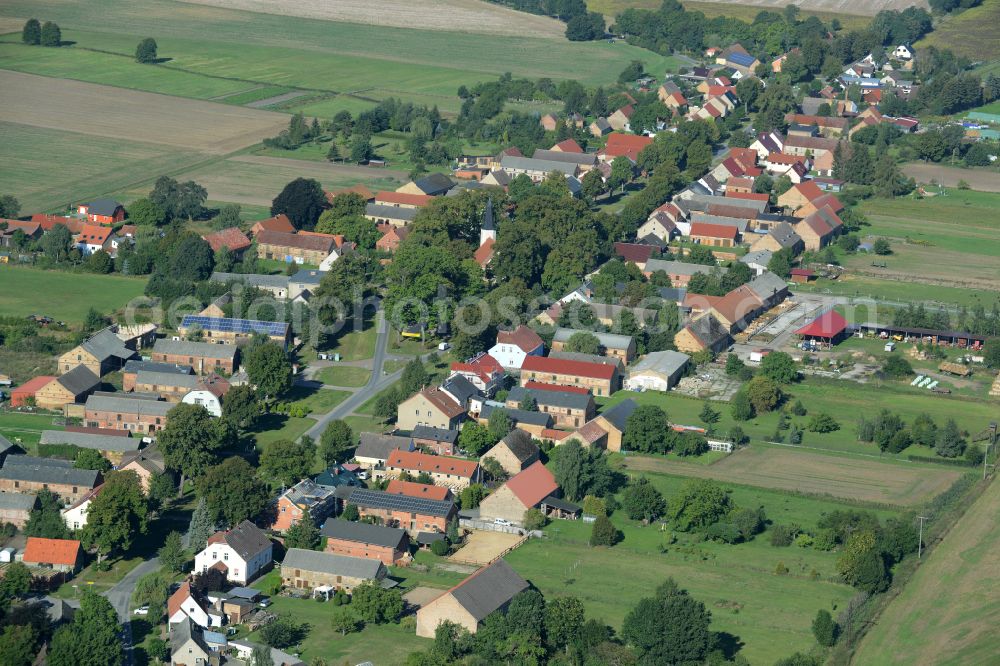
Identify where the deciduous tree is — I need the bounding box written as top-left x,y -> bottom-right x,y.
243,340 -> 291,400
48,590 -> 123,666
271,178 -> 328,230
135,37 -> 158,63
158,403 -> 226,492
21,19 -> 40,45
319,419 -> 354,466
196,457 -> 270,527
83,470 -> 149,562
260,438 -> 314,487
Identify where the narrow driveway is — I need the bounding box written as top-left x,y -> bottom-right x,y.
304,310 -> 399,440
104,555 -> 160,666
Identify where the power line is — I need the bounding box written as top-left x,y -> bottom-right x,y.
917,515 -> 929,559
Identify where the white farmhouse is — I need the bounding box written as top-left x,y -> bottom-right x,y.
488,326 -> 545,371
194,520 -> 273,585
61,484 -> 104,531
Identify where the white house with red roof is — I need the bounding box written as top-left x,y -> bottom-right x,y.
167,581 -> 222,628
449,353 -> 504,396
76,224 -> 114,256
489,326 -> 545,371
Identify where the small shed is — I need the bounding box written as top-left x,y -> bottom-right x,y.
789,268 -> 816,283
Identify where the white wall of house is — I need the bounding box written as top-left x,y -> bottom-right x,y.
195,542 -> 272,585
182,389 -> 222,417
61,499 -> 91,531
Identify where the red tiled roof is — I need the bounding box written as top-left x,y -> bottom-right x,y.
505,461 -> 558,508
255,230 -> 334,253
326,184 -> 374,204
684,293 -> 724,312
386,479 -> 451,500
727,192 -> 770,203
602,133 -> 653,162
727,176 -> 754,190
524,381 -> 591,395
690,222 -> 738,240
202,227 -> 251,253
790,181 -> 824,203
785,113 -> 848,129
78,224 -> 113,245
32,214 -> 83,233
521,356 -> 616,381
451,354 -> 503,384
551,139 -> 583,153
0,220 -> 41,236
767,152 -> 807,166
497,326 -> 544,354
790,268 -> 816,277
809,193 -> 844,214
474,237 -> 495,267
387,449 -> 479,479
614,242 -> 655,264
796,309 -> 848,339
540,428 -> 571,441
712,285 -> 764,324
412,386 -> 467,419
299,230 -> 349,248
12,375 -> 57,395
168,581 -> 193,618
252,214 -> 296,234
573,420 -> 608,445
374,191 -> 433,207
23,537 -> 81,566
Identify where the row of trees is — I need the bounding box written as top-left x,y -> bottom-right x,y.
21,19 -> 61,47
857,409 -> 971,459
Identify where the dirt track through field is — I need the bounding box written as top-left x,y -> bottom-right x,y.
686,0 -> 926,14
178,0 -> 566,37
0,70 -> 288,153
903,162 -> 1000,193
624,447 -> 961,506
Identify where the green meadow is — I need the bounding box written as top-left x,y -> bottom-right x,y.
0,0 -> 676,111
506,469 -> 875,664
600,376 -> 998,459
0,266 -> 148,322
0,121 -> 207,214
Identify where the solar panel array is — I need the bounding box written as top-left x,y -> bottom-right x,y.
348,488 -> 454,516
181,315 -> 288,337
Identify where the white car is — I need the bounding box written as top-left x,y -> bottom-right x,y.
133,606 -> 149,616
494,518 -> 512,527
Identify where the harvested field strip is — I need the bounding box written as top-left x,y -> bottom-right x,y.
0,266 -> 148,322
902,162 -> 1000,193
178,0 -> 567,38
175,155 -> 406,207
623,447 -> 963,507
246,90 -> 309,108
0,70 -> 288,153
853,477 -> 1000,664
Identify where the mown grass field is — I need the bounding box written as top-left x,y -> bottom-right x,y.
0,266 -> 148,322
850,188 -> 1000,291
0,41 -> 250,99
507,470 -> 878,664
601,376 -> 999,459
917,0 -> 1000,59
624,445 -> 962,506
0,0 -> 676,102
795,274 -> 998,310
0,121 -> 206,213
853,476 -> 1000,664
0,412 -> 64,453
315,366 -> 371,387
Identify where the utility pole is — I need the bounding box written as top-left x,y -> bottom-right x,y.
917,515 -> 928,559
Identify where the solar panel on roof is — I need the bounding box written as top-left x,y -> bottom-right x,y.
181,315 -> 288,337
349,488 -> 452,515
